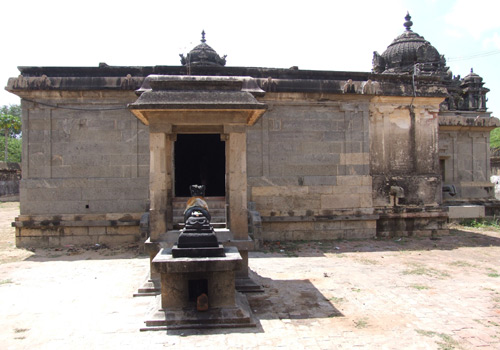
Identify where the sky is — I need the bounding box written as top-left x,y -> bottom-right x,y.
1,0 -> 499,115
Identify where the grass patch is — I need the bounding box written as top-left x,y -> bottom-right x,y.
356,258 -> 379,265
475,319 -> 500,328
402,263 -> 450,278
260,240 -> 303,257
354,317 -> 369,329
486,268 -> 500,278
410,284 -> 431,290
449,260 -> 477,268
0,279 -> 13,285
459,218 -> 500,230
351,288 -> 361,293
328,296 -> 346,304
416,329 -> 462,350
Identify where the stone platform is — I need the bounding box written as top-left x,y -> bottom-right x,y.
142,292 -> 255,331
142,246 -> 255,330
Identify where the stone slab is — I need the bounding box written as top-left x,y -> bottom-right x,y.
141,292 -> 255,331
447,205 -> 485,219
152,246 -> 242,274
158,229 -> 256,251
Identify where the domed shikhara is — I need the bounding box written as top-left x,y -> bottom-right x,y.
372,13 -> 447,75
180,31 -> 227,67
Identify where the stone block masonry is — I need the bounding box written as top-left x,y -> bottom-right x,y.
13,212 -> 142,248
15,92 -> 150,246
247,95 -> 375,241
0,162 -> 21,201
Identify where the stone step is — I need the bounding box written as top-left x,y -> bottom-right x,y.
173,217 -> 226,224
173,222 -> 227,230
172,208 -> 226,217
172,197 -> 226,210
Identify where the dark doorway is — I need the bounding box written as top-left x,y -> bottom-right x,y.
188,279 -> 208,301
174,134 -> 226,197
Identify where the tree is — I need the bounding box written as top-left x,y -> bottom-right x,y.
0,105 -> 22,162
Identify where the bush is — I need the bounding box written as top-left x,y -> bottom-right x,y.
0,136 -> 21,162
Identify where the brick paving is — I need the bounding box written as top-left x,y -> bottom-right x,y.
1,204 -> 500,349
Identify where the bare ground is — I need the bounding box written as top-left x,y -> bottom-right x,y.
1,203 -> 500,349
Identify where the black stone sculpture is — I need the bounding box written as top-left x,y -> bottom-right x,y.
172,185 -> 224,258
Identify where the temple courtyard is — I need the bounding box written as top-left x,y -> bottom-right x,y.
0,202 -> 499,349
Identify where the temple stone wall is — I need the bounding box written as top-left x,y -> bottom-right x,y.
369,97 -> 448,237
0,162 -> 21,201
247,93 -> 376,241
439,113 -> 496,202
370,97 -> 442,207
15,92 -> 150,247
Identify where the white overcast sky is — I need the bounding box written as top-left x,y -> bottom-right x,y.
1,0 -> 499,115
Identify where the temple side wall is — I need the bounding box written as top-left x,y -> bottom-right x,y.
15,92 -> 150,247
370,97 -> 442,207
247,93 -> 377,241
369,97 -> 448,237
439,114 -> 496,202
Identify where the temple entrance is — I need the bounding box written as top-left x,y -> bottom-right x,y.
174,134 -> 226,197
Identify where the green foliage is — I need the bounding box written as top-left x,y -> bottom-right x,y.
459,218 -> 500,230
0,105 -> 21,137
0,105 -> 22,162
0,136 -> 21,162
491,128 -> 500,152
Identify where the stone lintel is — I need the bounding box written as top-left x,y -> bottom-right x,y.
130,108 -> 266,127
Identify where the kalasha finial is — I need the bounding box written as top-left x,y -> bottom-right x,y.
201,30 -> 206,43
404,12 -> 413,31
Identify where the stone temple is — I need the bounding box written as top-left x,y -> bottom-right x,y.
6,14 -> 499,263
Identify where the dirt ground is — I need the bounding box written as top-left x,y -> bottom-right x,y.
1,203 -> 500,349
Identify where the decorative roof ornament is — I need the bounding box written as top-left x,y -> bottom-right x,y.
372,13 -> 448,76
180,31 -> 227,67
403,12 -> 413,31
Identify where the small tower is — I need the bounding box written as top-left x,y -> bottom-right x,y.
180,31 -> 227,67
460,68 -> 489,111
372,12 -> 447,75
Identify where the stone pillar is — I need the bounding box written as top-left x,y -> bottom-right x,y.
149,132 -> 171,241
226,129 -> 248,239
225,127 -> 250,279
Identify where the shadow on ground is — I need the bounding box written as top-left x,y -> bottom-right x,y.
162,269 -> 342,336
252,227 -> 500,258
247,270 -> 343,320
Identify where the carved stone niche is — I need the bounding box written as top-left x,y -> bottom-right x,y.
128,75 -> 267,286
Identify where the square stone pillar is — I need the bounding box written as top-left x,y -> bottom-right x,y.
149,132 -> 168,241
225,128 -> 248,240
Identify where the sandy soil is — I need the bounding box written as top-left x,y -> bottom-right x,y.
1,203 -> 500,349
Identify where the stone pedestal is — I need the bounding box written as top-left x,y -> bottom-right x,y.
142,246 -> 255,330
